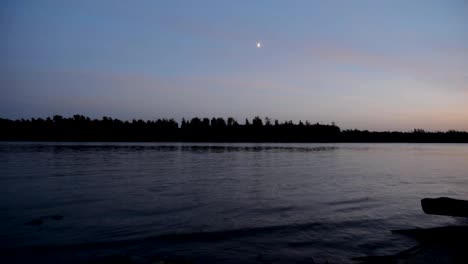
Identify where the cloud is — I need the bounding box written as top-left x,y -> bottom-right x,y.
305,42 -> 468,92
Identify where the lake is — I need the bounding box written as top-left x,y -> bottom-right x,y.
1,142 -> 467,263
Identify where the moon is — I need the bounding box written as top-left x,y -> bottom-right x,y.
256,42 -> 262,48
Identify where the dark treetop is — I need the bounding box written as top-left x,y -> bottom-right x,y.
1,115 -> 467,143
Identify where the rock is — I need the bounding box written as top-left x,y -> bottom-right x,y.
421,197 -> 468,217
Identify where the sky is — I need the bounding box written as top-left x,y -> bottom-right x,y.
1,0 -> 467,131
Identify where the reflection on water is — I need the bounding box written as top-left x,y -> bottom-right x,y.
0,143 -> 338,153
1,142 -> 467,263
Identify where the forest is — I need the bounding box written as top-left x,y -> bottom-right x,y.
1,115 -> 467,143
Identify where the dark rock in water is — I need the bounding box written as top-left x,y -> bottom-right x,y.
354,198 -> 468,263
355,226 -> 468,263
421,197 -> 468,217
25,218 -> 43,226
50,214 -> 64,220
354,244 -> 468,264
352,245 -> 422,263
392,225 -> 468,244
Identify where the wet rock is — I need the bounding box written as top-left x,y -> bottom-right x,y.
421,197 -> 468,217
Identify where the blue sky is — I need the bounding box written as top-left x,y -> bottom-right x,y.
1,0 -> 467,131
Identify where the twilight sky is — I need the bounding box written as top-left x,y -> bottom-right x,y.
1,0 -> 467,131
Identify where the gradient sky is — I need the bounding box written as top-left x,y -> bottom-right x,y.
1,0 -> 467,131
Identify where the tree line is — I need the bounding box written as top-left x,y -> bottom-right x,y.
0,115 -> 467,142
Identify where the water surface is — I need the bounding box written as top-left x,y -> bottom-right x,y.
1,142 -> 467,263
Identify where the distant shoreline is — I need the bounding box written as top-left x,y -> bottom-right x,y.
2,140 -> 468,144
2,115 -> 467,143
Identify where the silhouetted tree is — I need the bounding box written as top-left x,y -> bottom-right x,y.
202,118 -> 210,128
0,115 -> 466,142
181,118 -> 188,129
252,116 -> 263,127
227,117 -> 238,127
